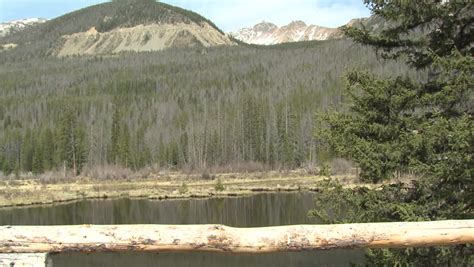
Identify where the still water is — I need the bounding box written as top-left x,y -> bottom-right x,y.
0,192 -> 365,266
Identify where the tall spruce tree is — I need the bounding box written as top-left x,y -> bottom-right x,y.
21,129 -> 33,172
40,128 -> 55,171
118,123 -> 131,168
58,108 -> 86,176
316,0 -> 473,265
109,104 -> 122,165
32,141 -> 44,175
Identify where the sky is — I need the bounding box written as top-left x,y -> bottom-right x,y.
0,0 -> 371,32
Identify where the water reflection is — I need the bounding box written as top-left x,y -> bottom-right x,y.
53,251 -> 364,267
0,192 -> 365,266
0,192 -> 319,226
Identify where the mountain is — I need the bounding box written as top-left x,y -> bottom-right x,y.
0,1 -> 412,174
0,0 -> 234,57
0,18 -> 47,37
230,20 -> 343,45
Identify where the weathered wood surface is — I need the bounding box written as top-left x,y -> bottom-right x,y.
0,253 -> 51,267
0,220 -> 473,254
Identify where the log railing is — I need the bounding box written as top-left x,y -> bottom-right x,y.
1,220 -> 473,266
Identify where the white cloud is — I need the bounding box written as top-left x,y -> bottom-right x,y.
164,0 -> 371,32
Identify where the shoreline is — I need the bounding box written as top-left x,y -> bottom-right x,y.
0,171 -> 383,209
0,186 -> 320,210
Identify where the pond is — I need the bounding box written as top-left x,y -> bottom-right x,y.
0,192 -> 365,266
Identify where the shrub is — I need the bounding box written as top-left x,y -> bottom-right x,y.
178,182 -> 188,194
319,164 -> 331,177
214,178 -> 225,191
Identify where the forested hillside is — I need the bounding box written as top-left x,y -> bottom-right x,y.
0,38 -> 420,176
0,0 -> 229,58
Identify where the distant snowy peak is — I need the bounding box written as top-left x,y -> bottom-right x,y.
230,20 -> 343,45
13,18 -> 47,24
0,18 -> 47,37
231,21 -> 277,45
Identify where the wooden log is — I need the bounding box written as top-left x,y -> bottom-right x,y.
0,220 -> 472,254
0,253 -> 51,267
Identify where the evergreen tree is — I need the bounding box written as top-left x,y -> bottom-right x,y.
58,108 -> 87,176
131,127 -> 150,169
157,136 -> 167,166
41,128 -> 55,171
32,141 -> 44,175
118,123 -> 131,167
317,0 -> 473,264
276,102 -> 294,167
21,129 -> 34,172
109,104 -> 122,165
320,73 -> 417,181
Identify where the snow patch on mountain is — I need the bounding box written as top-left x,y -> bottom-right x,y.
0,18 -> 47,37
230,20 -> 343,45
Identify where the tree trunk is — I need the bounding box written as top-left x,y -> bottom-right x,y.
0,220 -> 472,254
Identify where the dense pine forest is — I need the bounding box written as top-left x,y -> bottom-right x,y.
0,39 -> 417,177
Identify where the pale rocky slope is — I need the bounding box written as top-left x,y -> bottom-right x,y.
55,22 -> 234,57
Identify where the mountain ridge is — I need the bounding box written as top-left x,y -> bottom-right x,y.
0,1 -> 234,57
0,0 -> 382,56
230,20 -> 345,45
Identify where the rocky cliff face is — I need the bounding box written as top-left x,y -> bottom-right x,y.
55,22 -> 234,56
230,20 -> 343,45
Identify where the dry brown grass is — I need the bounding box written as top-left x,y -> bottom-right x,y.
81,165 -> 134,180
0,167 -> 417,208
0,170 -> 348,208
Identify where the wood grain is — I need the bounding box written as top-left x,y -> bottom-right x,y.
0,220 -> 472,254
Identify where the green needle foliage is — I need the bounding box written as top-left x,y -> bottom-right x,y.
58,107 -> 87,176
314,0 -> 473,265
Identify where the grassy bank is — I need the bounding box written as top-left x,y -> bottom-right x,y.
0,170 -> 392,208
